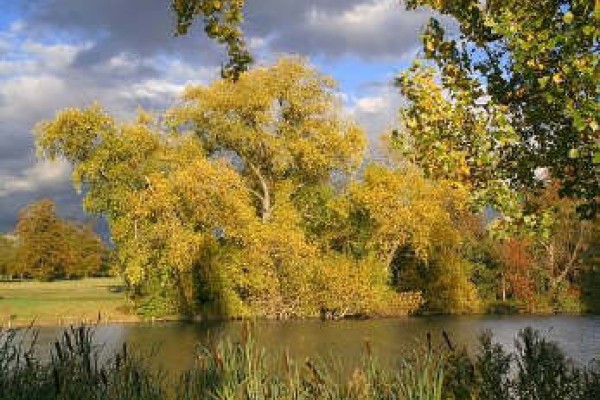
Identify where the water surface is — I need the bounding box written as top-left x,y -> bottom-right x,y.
29,315 -> 600,371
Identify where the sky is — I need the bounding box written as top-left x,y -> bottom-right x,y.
0,0 -> 440,232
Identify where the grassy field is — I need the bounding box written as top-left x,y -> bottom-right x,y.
0,277 -> 139,327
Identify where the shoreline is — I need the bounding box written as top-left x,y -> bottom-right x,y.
3,310 -> 595,329
2,278 -> 595,329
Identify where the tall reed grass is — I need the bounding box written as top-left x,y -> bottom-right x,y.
0,324 -> 598,399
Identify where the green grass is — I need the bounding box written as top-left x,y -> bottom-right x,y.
0,278 -> 138,326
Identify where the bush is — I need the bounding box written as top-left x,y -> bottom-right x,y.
441,327 -> 600,400
0,326 -> 164,400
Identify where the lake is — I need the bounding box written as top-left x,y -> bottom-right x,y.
28,315 -> 600,372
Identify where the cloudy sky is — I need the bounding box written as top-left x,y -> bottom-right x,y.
0,0 -> 438,232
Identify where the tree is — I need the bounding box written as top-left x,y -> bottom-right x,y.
14,199 -> 70,280
494,237 -> 537,310
35,59 -> 425,318
401,0 -> 599,218
119,153 -> 258,315
170,57 -> 366,223
580,218 -> 600,312
526,182 -> 595,294
63,220 -> 107,278
395,64 -> 520,216
36,107 -> 257,313
13,199 -> 105,280
0,235 -> 17,278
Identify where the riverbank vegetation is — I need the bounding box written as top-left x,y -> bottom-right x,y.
31,55 -> 600,319
4,1 -> 597,319
1,325 -> 599,399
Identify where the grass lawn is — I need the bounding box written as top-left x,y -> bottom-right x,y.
0,277 -> 139,327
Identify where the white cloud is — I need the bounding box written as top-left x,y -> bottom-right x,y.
22,41 -> 86,71
299,0 -> 431,60
342,84 -> 405,164
346,84 -> 403,150
0,75 -> 67,123
0,160 -> 71,198
355,96 -> 388,114
0,23 -> 216,230
120,79 -> 186,101
0,59 -> 37,76
310,1 -> 391,28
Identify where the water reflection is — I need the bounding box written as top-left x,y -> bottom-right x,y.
30,315 -> 600,372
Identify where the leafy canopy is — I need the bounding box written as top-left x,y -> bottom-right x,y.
401,0 -> 599,218
170,57 -> 366,222
12,199 -> 105,280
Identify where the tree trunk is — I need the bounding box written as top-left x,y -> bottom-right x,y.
386,242 -> 400,272
549,228 -> 586,290
248,163 -> 272,223
261,188 -> 271,223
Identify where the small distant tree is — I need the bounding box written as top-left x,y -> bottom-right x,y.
63,220 -> 107,278
495,237 -> 537,310
0,235 -> 17,278
14,199 -> 105,281
528,182 -> 594,292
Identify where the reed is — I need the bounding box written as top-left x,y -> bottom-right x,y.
0,324 -> 598,399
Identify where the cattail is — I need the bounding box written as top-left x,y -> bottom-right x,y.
283,349 -> 290,375
426,331 -> 432,352
215,350 -> 223,369
53,367 -> 61,393
133,370 -> 141,395
64,331 -> 73,353
305,360 -> 324,385
241,320 -> 250,346
442,330 -> 454,351
54,341 -> 64,362
210,342 -> 223,369
122,342 -> 128,361
100,369 -> 108,386
364,340 -> 372,358
78,326 -> 85,346
84,353 -> 92,376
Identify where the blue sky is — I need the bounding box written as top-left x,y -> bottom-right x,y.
0,0 -> 438,231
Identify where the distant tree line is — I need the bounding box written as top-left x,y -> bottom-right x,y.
0,199 -> 107,281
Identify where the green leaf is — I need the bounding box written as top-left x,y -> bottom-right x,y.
538,76 -> 549,88
563,12 -> 574,24
568,148 -> 579,159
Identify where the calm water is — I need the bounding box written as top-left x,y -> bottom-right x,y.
27,315 -> 600,371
